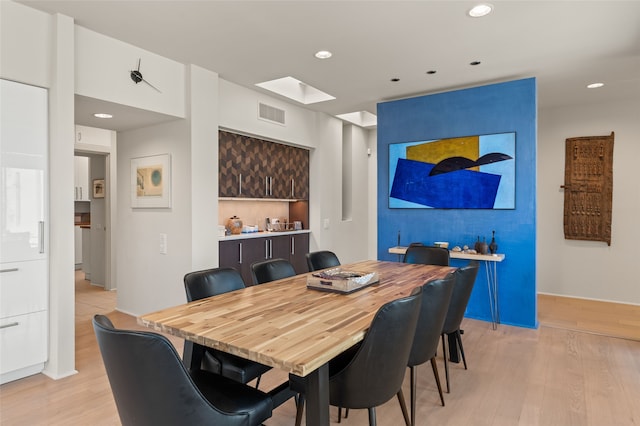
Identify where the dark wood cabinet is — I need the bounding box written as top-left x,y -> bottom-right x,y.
219,233 -> 310,285
219,131 -> 309,200
288,146 -> 309,200
289,232 -> 310,274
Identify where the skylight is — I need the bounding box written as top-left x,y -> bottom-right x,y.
255,76 -> 335,105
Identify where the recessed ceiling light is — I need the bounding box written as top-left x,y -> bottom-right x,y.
587,82 -> 604,89
314,50 -> 332,59
468,4 -> 493,18
426,70 -> 437,75
93,113 -> 113,119
470,61 -> 482,66
390,78 -> 400,82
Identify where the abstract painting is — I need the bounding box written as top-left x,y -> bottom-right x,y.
131,154 -> 171,208
389,133 -> 515,209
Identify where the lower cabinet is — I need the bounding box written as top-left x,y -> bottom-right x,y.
220,233 -> 310,285
0,260 -> 48,384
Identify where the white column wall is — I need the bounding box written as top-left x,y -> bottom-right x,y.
188,65 -> 219,271
44,13 -> 76,380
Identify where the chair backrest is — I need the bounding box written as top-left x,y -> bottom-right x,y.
407,273 -> 455,367
328,289 -> 423,409
403,245 -> 450,266
442,261 -> 480,334
250,258 -> 296,285
306,250 -> 341,272
184,267 -> 246,302
92,315 -> 255,425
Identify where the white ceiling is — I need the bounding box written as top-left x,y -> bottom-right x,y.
19,0 -> 640,131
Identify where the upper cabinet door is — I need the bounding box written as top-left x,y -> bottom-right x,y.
289,146 -> 309,200
219,130 -> 262,198
0,79 -> 48,263
74,156 -> 90,201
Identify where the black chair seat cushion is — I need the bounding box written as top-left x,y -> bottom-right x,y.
191,369 -> 273,424
213,350 -> 273,384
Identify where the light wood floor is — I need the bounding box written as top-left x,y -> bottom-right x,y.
1,272 -> 639,425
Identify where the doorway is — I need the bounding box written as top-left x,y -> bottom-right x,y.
73,151 -> 114,291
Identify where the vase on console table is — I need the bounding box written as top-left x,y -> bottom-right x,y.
489,230 -> 498,254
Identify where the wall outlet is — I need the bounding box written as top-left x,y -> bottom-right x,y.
159,233 -> 167,255
323,218 -> 330,229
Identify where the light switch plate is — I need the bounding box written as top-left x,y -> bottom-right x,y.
159,233 -> 167,255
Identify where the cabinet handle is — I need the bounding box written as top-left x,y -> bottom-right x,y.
291,179 -> 295,198
80,187 -> 83,200
0,322 -> 19,330
265,177 -> 268,196
39,221 -> 45,253
270,239 -> 273,258
238,242 -> 243,264
75,187 -> 78,200
238,174 -> 242,195
270,176 -> 273,196
0,268 -> 19,273
264,240 -> 269,259
291,236 -> 295,255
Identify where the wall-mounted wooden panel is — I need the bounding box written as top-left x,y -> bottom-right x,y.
562,132 -> 614,245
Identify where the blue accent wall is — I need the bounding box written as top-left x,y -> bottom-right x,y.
377,78 -> 538,328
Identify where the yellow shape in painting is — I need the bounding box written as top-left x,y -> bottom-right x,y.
406,136 -> 480,171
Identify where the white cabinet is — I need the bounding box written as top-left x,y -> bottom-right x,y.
74,156 -> 90,201
75,124 -> 113,148
1,79 -> 49,384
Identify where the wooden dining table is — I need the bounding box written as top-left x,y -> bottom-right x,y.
138,259 -> 455,426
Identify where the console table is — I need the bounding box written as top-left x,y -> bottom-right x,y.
388,246 -> 505,330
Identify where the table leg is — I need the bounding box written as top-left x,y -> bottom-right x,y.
302,363 -> 330,426
485,260 -> 500,330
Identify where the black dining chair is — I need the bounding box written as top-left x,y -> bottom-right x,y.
306,250 -> 341,272
92,314 -> 274,426
292,288 -> 423,426
396,273 -> 455,426
441,261 -> 480,392
183,267 -> 271,388
403,245 -> 450,266
250,258 -> 296,285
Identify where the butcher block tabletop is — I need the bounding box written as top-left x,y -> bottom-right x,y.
138,260 -> 455,377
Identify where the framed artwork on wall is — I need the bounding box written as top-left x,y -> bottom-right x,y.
92,179 -> 105,198
389,132 -> 516,209
131,154 -> 171,208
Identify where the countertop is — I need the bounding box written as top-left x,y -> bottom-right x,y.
220,229 -> 310,240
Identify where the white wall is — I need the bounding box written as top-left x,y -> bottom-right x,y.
116,120 -> 192,315
219,79 -> 317,148
75,26 -> 185,118
538,99 -> 640,304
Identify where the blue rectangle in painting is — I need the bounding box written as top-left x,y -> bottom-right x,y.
390,158 -> 501,208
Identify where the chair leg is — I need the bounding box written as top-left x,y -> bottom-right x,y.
397,387 -> 411,426
295,394 -> 305,426
456,330 -> 467,370
338,407 -> 342,423
430,357 -> 445,406
255,374 -> 261,389
410,366 -> 418,426
442,334 -> 450,393
368,407 -> 377,426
